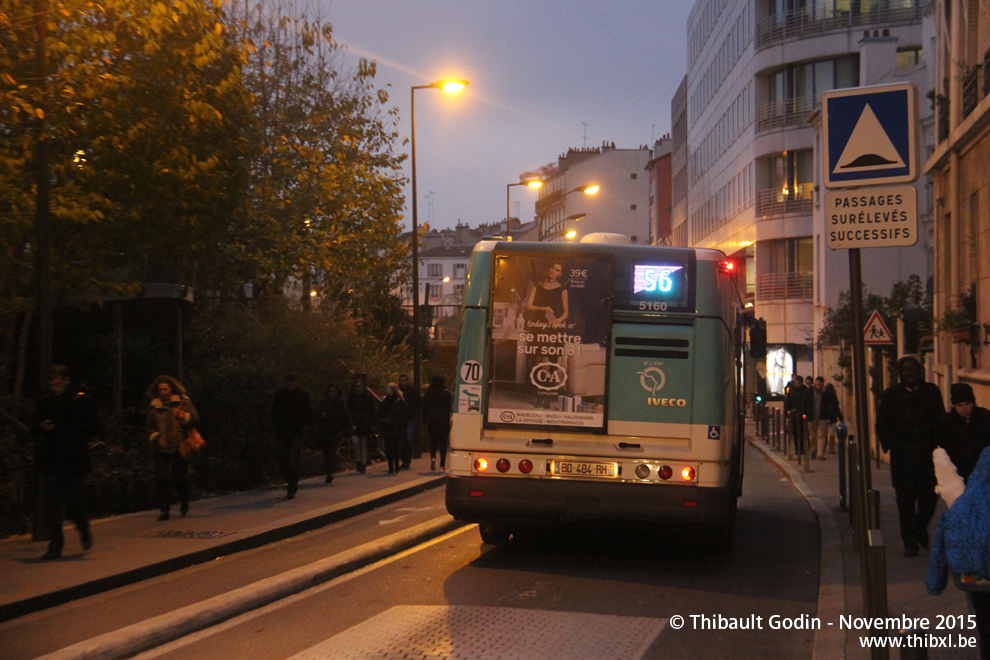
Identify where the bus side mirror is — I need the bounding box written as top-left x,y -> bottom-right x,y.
749,318 -> 767,358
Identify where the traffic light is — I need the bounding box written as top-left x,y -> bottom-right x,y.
749,318 -> 767,358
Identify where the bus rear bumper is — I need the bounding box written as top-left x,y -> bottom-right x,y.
445,475 -> 733,528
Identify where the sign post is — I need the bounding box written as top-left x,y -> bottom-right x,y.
823,83 -> 919,632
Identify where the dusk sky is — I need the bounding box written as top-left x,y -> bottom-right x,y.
327,1 -> 694,232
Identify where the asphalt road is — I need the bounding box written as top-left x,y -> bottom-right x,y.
129,444 -> 821,660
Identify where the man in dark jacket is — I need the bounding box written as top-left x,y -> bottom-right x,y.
272,374 -> 312,499
784,374 -> 810,455
32,365 -> 100,560
876,356 -> 946,557
936,383 -> 990,482
397,374 -> 420,469
809,376 -> 841,460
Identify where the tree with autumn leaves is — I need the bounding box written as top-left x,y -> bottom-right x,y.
0,0 -> 410,404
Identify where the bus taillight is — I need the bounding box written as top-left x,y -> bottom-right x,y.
474,457 -> 489,472
496,458 -> 511,473
680,466 -> 696,481
519,459 -> 533,474
658,465 -> 673,480
718,260 -> 735,274
634,464 -> 651,479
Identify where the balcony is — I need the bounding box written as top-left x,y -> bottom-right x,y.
756,183 -> 814,217
756,95 -> 817,133
756,1 -> 929,51
757,271 -> 813,301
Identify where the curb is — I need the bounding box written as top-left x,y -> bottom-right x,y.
0,477 -> 447,623
748,437 -> 848,660
38,515 -> 466,660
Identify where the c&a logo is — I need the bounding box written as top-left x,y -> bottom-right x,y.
529,362 -> 568,391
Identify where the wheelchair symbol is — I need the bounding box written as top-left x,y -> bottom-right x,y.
708,425 -> 721,440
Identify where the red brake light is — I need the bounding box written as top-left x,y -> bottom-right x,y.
519,459 -> 533,474
658,465 -> 673,480
474,457 -> 489,472
496,458 -> 510,473
681,466 -> 696,481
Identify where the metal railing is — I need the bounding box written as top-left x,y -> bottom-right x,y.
757,271 -> 813,301
756,95 -> 818,132
756,183 -> 814,217
755,2 -> 929,51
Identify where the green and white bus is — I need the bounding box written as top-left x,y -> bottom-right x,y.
444,236 -> 746,546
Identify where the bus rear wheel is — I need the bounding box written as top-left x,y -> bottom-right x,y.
479,523 -> 511,544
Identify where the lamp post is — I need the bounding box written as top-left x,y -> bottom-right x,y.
505,178 -> 543,240
411,78 -> 468,393
538,184 -> 599,240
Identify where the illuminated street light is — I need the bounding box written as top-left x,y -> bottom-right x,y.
411,78 -> 469,392
505,177 -> 543,240
538,184 -> 599,240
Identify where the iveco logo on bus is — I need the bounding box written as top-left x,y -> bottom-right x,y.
529,362 -> 568,391
638,366 -> 687,407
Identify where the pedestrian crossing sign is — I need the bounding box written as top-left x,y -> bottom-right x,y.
823,83 -> 917,188
863,310 -> 894,345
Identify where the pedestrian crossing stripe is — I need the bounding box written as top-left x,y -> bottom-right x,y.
823,83 -> 917,188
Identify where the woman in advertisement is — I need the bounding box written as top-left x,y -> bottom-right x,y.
524,261 -> 569,329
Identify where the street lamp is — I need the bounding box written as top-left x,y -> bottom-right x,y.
538,184 -> 599,240
505,177 -> 543,240
564,213 -> 587,240
411,78 -> 468,393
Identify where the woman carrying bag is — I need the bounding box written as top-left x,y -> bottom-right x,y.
146,375 -> 199,521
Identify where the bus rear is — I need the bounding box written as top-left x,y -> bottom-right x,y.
445,240 -> 743,545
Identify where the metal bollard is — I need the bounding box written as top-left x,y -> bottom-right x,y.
783,410 -> 794,460
838,429 -> 848,512
867,489 -> 881,530
866,529 -> 889,660
848,434 -> 860,537
760,401 -> 770,442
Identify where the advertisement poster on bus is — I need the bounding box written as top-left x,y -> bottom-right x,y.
487,252 -> 612,429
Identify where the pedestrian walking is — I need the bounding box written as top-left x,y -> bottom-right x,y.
936,383 -> 990,483
876,356 -> 946,557
312,384 -> 349,484
346,377 -> 378,474
32,365 -> 99,559
824,383 -> 844,454
422,375 -> 452,472
146,375 -> 199,521
378,383 -> 407,474
926,446 -> 990,659
809,376 -> 841,460
397,374 -> 421,469
784,374 -> 809,455
272,374 -> 312,499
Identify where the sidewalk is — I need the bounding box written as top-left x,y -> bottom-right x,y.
0,431 -> 978,659
749,425 -> 976,659
0,455 -> 447,623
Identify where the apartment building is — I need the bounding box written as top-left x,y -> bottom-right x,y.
535,144 -> 652,243
926,0 -> 990,403
677,0 -> 933,383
